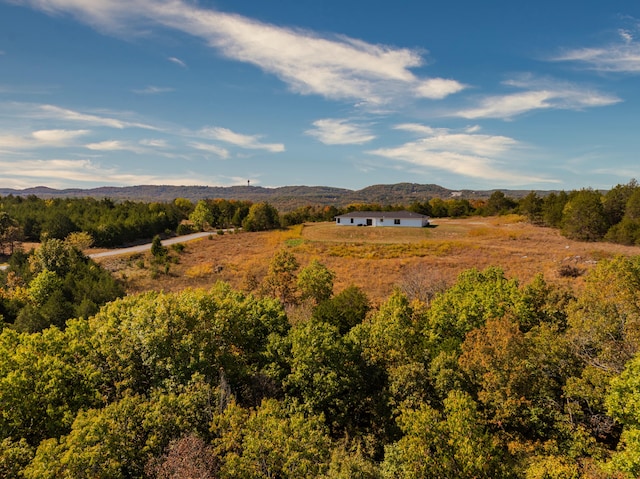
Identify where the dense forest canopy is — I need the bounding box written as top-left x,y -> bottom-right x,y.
1,253 -> 640,477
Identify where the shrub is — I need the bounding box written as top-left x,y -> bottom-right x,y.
558,264 -> 584,278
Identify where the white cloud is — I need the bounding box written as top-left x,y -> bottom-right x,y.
139,138 -> 168,148
15,0 -> 465,106
552,29 -> 640,72
199,127 -> 284,152
415,78 -> 467,99
132,85 -> 175,94
85,139 -> 163,155
394,123 -> 447,136
36,104 -> 159,130
86,140 -> 128,151
168,56 -> 187,68
0,129 -> 89,149
31,129 -> 90,144
454,76 -> 620,119
306,118 -> 375,145
369,124 -> 556,184
189,142 -> 230,159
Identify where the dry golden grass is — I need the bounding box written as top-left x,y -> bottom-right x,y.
95,217 -> 640,303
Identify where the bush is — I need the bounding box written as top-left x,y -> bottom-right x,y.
176,223 -> 195,236
558,264 -> 584,278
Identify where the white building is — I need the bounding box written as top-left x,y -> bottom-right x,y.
335,211 -> 430,228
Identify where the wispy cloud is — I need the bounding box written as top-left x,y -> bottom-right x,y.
552,28 -> 640,73
85,140 -> 149,154
0,129 -> 89,149
369,124 -> 556,184
34,104 -> 160,130
306,118 -> 375,145
394,123 -> 448,136
199,126 -> 284,152
0,158 -> 145,185
139,138 -> 168,148
85,138 -> 176,155
453,76 -> 620,119
168,56 -> 187,68
189,142 -> 230,159
0,158 -> 243,188
132,85 -> 175,95
15,0 -> 466,107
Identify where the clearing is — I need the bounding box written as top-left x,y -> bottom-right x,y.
95,216 -> 640,302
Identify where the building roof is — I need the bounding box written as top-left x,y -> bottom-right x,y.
335,210 -> 429,219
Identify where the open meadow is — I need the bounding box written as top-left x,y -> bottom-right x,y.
97,215 -> 640,302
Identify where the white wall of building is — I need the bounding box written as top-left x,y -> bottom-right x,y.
335,216 -> 428,227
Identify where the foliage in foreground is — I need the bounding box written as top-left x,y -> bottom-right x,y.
3,256 -> 640,477
0,237 -> 124,332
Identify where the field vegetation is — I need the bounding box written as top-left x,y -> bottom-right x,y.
97,215 -> 640,301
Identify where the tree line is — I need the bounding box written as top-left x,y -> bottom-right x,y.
3,252 -> 640,477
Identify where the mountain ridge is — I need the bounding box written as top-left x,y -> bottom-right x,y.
0,183 -> 558,211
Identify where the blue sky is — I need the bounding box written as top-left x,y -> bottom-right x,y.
0,0 -> 639,191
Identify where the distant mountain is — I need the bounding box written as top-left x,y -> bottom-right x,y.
0,183 -> 557,211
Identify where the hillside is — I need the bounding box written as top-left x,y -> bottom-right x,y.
0,183 -> 558,211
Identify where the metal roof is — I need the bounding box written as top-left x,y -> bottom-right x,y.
335,211 -> 429,219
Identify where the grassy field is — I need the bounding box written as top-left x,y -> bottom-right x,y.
96,215 -> 640,303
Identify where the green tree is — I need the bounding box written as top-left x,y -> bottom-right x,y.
151,235 -> 167,260
429,198 -> 448,217
261,250 -> 299,304
189,200 -> 214,231
64,231 -> 94,251
446,198 -> 472,217
242,203 -> 280,232
382,390 -> 508,479
605,217 -> 640,245
212,399 -> 332,479
603,179 -> 638,227
85,284 -> 288,402
0,437 -> 34,479
284,320 -> 382,436
41,213 -> 77,240
542,191 -> 568,228
0,211 -> 21,256
24,381 -> 215,479
27,270 -> 63,307
561,189 -> 608,241
0,323 -> 101,446
624,187 -> 640,220
297,259 -> 335,304
29,238 -> 76,276
313,285 -> 370,335
564,256 -> 640,441
484,190 -> 517,216
519,191 -> 544,224
321,442 -> 381,479
459,317 -> 576,439
605,352 -> 640,477
6,238 -> 123,330
425,267 -> 530,357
